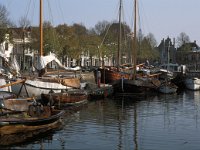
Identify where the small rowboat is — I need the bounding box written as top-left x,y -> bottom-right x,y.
41,90 -> 88,107
0,98 -> 64,146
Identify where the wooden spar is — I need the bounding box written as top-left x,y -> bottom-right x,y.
40,0 -> 43,56
0,79 -> 26,89
147,73 -> 162,78
7,97 -> 35,101
117,0 -> 122,72
133,0 -> 137,80
38,0 -> 45,77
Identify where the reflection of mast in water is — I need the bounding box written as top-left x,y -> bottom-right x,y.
133,0 -> 138,147
117,97 -> 124,150
118,97 -> 138,150
133,103 -> 138,150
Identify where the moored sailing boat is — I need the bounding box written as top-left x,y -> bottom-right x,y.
109,0 -> 160,95
11,0 -> 82,99
95,0 -> 132,85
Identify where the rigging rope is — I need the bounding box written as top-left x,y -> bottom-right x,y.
57,0 -> 65,24
23,0 -> 32,27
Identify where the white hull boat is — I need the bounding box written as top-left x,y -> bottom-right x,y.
184,77 -> 200,90
11,78 -> 75,99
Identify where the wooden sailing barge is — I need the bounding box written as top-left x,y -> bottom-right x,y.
10,0 -> 82,99
95,0 -> 161,95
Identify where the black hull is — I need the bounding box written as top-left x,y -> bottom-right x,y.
0,110 -> 64,126
112,79 -> 158,95
171,73 -> 186,90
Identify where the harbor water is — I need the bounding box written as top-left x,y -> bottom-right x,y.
4,90 -> 200,150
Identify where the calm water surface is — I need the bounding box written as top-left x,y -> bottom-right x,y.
4,90 -> 200,150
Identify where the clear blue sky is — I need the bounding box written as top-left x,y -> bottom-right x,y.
1,0 -> 200,45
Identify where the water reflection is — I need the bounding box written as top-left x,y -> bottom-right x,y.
4,91 -> 200,150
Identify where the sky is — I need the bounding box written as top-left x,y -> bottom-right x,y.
1,0 -> 200,46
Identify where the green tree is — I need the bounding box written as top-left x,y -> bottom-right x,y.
82,32 -> 101,66
30,27 -> 40,53
56,24 -> 79,65
137,33 -> 159,63
98,21 -> 131,65
43,21 -> 60,55
30,21 -> 60,56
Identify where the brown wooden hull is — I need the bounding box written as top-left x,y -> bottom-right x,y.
1,97 -> 35,113
0,109 -> 64,127
0,119 -> 62,146
88,85 -> 113,100
0,107 -> 64,146
36,77 -> 81,88
94,68 -> 131,84
41,92 -> 88,104
0,118 -> 61,135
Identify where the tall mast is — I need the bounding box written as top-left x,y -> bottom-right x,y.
117,0 -> 122,71
133,0 -> 137,80
40,0 -> 43,56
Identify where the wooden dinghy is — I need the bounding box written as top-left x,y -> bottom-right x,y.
0,97 -> 36,113
0,108 -> 64,127
0,99 -> 65,146
41,90 -> 88,107
87,84 -> 113,100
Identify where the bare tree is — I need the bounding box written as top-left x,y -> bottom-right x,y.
0,4 -> 12,42
177,32 -> 190,47
18,16 -> 31,28
0,4 -> 9,27
146,32 -> 157,48
94,20 -> 110,35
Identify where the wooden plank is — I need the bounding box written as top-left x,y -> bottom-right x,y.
0,79 -> 26,89
8,97 -> 35,101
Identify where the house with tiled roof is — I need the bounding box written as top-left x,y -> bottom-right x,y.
176,40 -> 200,71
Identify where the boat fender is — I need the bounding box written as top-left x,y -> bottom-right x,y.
0,122 -> 9,126
0,100 -> 5,109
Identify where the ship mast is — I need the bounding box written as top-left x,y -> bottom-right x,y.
40,0 -> 43,56
117,0 -> 122,71
38,0 -> 45,77
133,0 -> 137,80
